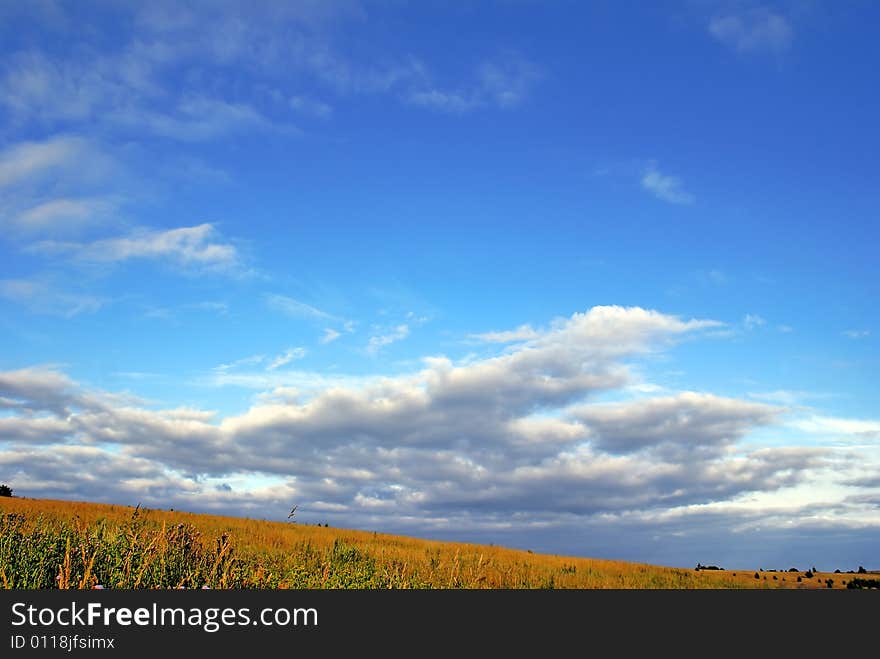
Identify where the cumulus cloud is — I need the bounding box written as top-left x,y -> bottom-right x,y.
1,306 -> 873,564
570,392 -> 780,456
709,8 -> 793,55
641,163 -> 695,205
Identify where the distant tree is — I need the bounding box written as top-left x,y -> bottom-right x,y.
0,484 -> 12,497
857,566 -> 867,574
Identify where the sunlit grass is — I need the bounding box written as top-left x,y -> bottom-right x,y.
1,497 -> 875,590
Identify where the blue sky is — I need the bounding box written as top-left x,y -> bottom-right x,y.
0,1 -> 877,570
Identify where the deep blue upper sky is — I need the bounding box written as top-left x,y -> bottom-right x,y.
0,1 -> 877,569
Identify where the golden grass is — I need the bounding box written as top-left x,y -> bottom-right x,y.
1,497 -> 876,590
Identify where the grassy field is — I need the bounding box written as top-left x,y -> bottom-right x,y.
1,497 -> 876,590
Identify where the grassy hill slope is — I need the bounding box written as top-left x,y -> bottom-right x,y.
1,497 -> 874,589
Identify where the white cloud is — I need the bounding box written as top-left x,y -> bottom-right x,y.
1,307 -> 875,563
289,95 -> 332,119
110,96 -> 288,142
0,278 -> 105,317
709,9 -> 793,54
31,223 -> 240,272
777,325 -> 794,333
367,324 -> 410,354
14,196 -> 117,232
842,329 -> 870,339
214,354 -> 266,372
470,324 -> 539,343
407,89 -> 476,113
744,314 -> 766,330
747,390 -> 822,406
641,164 -> 695,205
570,392 -> 780,455
263,293 -> 336,320
406,54 -> 540,113
266,347 -> 307,371
792,415 -> 880,441
0,135 -> 85,188
320,328 -> 342,344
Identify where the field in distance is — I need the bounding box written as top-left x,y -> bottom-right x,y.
1,497 -> 876,590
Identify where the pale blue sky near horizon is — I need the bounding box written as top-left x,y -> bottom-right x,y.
0,1 -> 877,569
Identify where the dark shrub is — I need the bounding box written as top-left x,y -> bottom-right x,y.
0,484 -> 12,497
846,578 -> 879,590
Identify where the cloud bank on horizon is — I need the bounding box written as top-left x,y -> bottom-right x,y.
0,1 -> 877,569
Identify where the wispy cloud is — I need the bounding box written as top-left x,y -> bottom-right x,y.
641,163 -> 695,205
0,278 -> 105,317
747,390 -> 828,406
709,8 -> 793,55
31,223 -> 240,273
471,324 -> 539,343
367,324 -> 410,354
842,329 -> 870,339
792,414 -> 880,440
214,354 -> 266,372
266,347 -> 307,371
407,54 -> 541,113
0,135 -> 86,187
14,196 -> 118,232
263,293 -> 336,321
289,95 -> 332,119
320,328 -> 342,344
744,314 -> 766,330
110,96 -> 291,142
